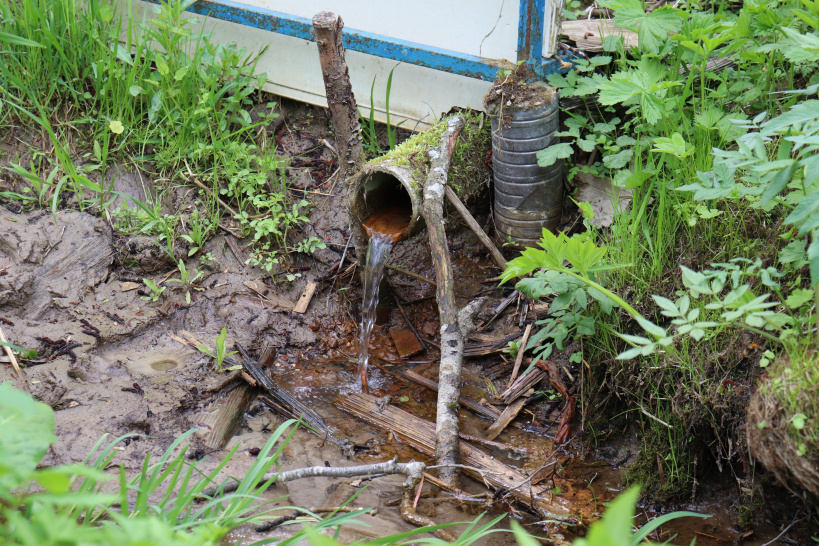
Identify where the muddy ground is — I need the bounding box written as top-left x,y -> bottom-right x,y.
0,99 -> 811,544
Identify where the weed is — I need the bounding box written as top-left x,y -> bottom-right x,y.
180,208 -> 214,257
359,65 -> 404,157
167,260 -> 203,305
141,278 -> 166,302
196,328 -> 240,372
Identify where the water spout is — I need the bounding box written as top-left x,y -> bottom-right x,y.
356,234 -> 393,392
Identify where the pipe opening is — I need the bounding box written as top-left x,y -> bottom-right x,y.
357,172 -> 414,242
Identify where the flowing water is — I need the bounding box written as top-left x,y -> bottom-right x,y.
356,234 -> 393,392
356,201 -> 412,391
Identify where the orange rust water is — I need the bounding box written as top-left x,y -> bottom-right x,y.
362,202 -> 412,243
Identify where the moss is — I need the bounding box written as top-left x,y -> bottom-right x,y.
364,110 -> 491,204
623,424 -> 696,503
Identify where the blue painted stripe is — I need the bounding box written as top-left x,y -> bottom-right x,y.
517,0 -> 546,77
173,0 -> 566,81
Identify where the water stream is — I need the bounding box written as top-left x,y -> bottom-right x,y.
356,234 -> 393,392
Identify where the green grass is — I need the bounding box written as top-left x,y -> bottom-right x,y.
0,0 -> 317,270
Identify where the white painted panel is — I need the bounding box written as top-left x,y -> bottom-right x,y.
244,0 -> 521,61
131,0 -> 493,131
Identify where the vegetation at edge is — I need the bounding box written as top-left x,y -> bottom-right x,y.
504,0 -> 819,504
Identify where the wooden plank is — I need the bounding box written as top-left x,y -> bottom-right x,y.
561,19 -> 638,52
293,280 -> 318,313
485,398 -> 527,441
336,393 -> 573,518
205,384 -> 257,449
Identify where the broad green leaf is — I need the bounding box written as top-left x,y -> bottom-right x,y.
584,485 -> 639,545
653,295 -> 680,315
785,288 -> 814,309
0,382 -> 56,489
604,0 -> 686,53
786,192 -> 819,232
808,234 -> 819,287
603,149 -> 634,169
537,142 -> 574,167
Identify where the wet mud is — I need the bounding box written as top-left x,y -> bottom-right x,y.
0,100 -> 812,545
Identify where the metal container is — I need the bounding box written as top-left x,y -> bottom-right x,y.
489,84 -> 562,248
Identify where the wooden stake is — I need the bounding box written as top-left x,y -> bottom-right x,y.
312,12 -> 365,180
205,384 -> 257,449
485,398 -> 527,441
444,186 -> 507,271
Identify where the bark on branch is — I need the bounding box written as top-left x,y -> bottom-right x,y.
204,457 -> 425,497
419,115 -> 487,487
312,12 -> 365,180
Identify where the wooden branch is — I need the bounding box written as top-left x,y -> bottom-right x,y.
386,264 -> 436,286
205,457 -> 425,496
419,115 -> 469,487
444,185 -> 507,271
507,323 -> 533,388
403,369 -> 500,419
312,12 -> 365,180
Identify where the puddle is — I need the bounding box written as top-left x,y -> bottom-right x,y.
127,349 -> 188,377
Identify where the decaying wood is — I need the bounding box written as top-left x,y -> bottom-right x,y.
485,398 -> 527,441
443,186 -> 507,271
403,369 -> 500,419
336,392 -> 574,520
312,12 -> 365,180
561,19 -> 638,52
243,280 -> 296,310
205,384 -> 257,449
224,234 -> 246,265
500,366 -> 548,404
293,280 -> 318,313
479,290 -> 518,331
0,326 -> 28,392
507,323 -> 533,389
230,344 -> 342,449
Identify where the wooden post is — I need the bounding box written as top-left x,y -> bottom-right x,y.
312,12 -> 365,180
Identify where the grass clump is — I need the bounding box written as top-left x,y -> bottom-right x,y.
0,0 -> 317,274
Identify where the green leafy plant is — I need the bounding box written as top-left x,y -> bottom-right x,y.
167,260 -> 203,305
141,278 -> 166,302
180,208 -> 214,257
196,327 -> 240,372
0,380 -> 312,545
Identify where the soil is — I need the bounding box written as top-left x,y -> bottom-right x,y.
0,98 -> 814,545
